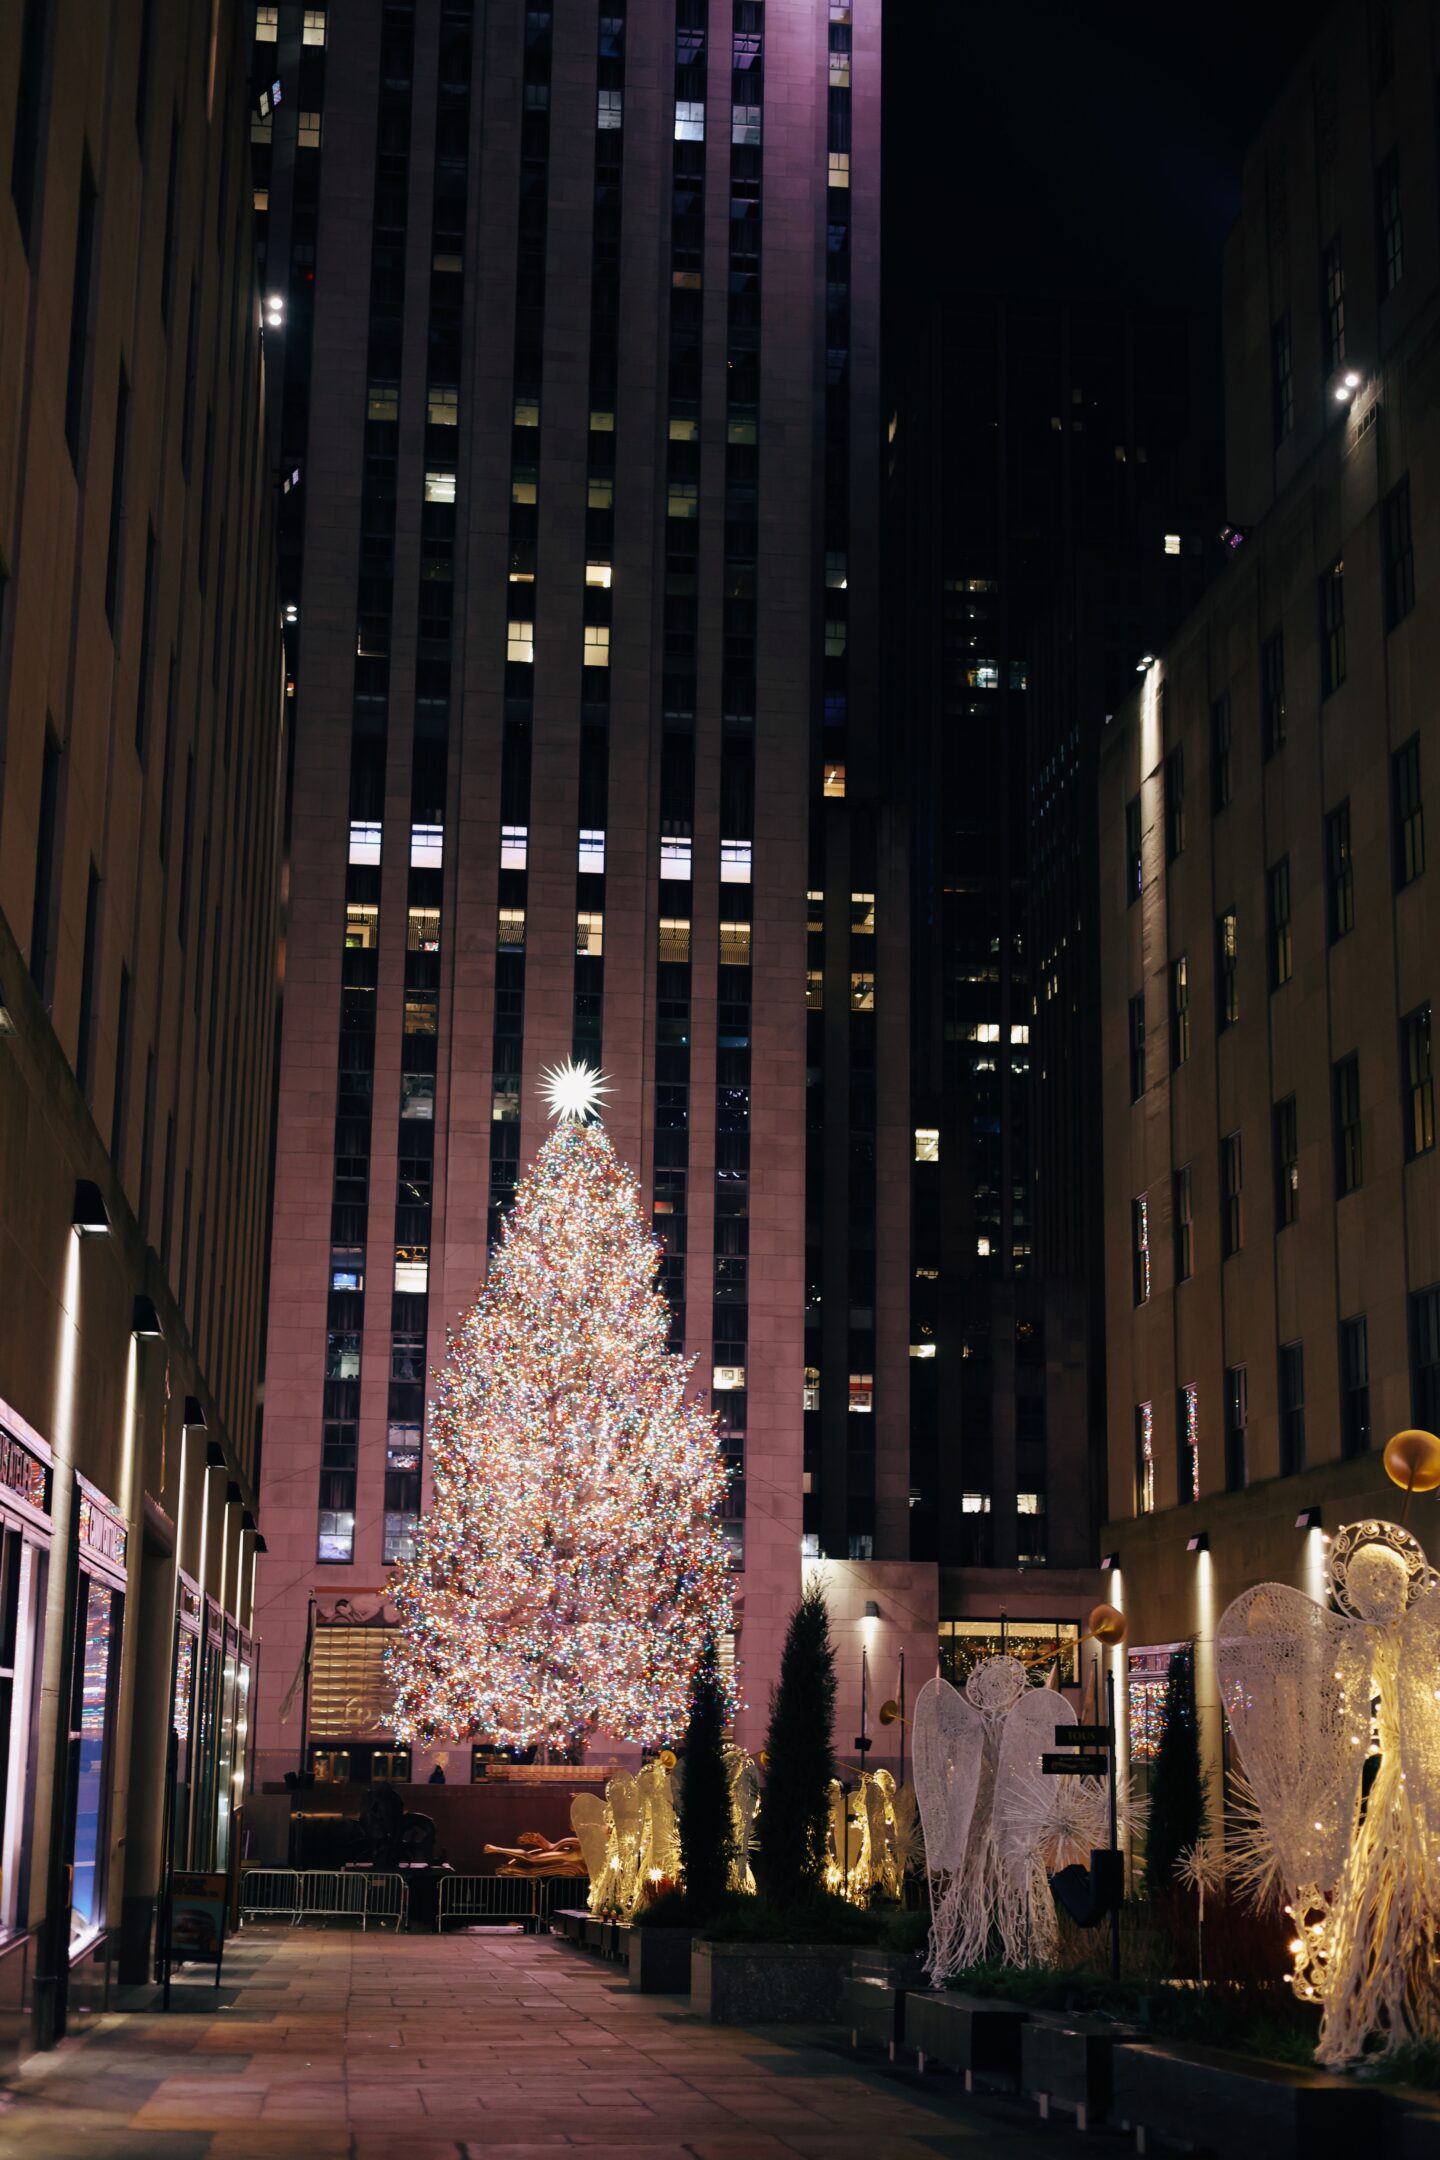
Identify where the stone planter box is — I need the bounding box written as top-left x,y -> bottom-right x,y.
843,1975 -> 904,2051
850,1946 -> 927,1992
1380,2089 -> 1440,2160
1111,2038 -> 1380,2159
905,1992 -> 1028,2085
1022,2016 -> 1127,2128
552,1908 -> 587,1941
690,1941 -> 853,2025
627,1926 -> 692,1994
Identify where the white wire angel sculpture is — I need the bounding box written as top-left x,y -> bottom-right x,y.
912,1655 -> 1089,1978
1216,1516 -> 1440,2067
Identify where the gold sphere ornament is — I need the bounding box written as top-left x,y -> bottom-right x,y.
658,1747 -> 677,1770
1383,1429 -> 1440,1496
878,1698 -> 902,1727
759,1748 -> 771,1769
1085,1601 -> 1127,1646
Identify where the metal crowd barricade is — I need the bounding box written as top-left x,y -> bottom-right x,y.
239,1869 -> 303,1925
296,1869 -> 367,1926
360,1872 -> 409,1933
435,1873 -> 568,1933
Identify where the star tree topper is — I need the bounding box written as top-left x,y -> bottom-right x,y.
540,1058 -> 613,1125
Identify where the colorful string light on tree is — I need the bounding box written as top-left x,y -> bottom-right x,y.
387,1071 -> 734,1751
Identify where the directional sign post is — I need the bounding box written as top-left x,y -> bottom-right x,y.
1040,1682 -> 1123,1980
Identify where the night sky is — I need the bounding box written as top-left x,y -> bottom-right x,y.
887,0 -> 1323,305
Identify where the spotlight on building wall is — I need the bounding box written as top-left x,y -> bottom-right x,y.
1295,1505 -> 1322,1531
72,1180 -> 110,1236
1135,653 -> 1155,672
131,1294 -> 163,1339
1332,367 -> 1364,405
0,979 -> 14,1035
863,1600 -> 881,1619
1186,1531 -> 1209,1554
1101,1551 -> 1120,1572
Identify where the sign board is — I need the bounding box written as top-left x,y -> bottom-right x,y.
1041,1752 -> 1110,1778
169,1871 -> 226,1982
1057,1725 -> 1114,1749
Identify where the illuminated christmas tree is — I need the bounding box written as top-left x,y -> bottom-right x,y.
388,1062 -> 734,1753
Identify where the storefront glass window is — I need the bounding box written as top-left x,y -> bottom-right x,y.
70,1578 -> 119,1943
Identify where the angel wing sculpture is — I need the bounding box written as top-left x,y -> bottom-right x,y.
1216,1517 -> 1440,2066
912,1655 -> 1084,1977
723,1743 -> 759,1893
570,1791 -> 612,1911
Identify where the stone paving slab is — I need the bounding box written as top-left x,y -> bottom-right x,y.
0,1928 -> 1111,2157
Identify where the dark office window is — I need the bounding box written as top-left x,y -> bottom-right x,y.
1165,746 -> 1185,860
104,369 -> 129,628
1170,956 -> 1190,1068
1273,1095 -> 1299,1228
75,864 -> 100,1098
160,1114 -> 175,1268
29,727 -> 61,995
64,156 -> 98,462
135,0 -> 154,140
1320,560 -> 1345,694
10,0 -> 48,253
134,525 -> 156,762
1321,232 -> 1346,371
1131,1195 -> 1151,1306
1340,1316 -> 1370,1459
111,964 -> 132,1174
1326,801 -> 1354,940
1224,1363 -> 1248,1491
1127,992 -> 1146,1102
1372,3 -> 1395,84
1217,910 -> 1239,1029
1221,1131 -> 1243,1256
1377,148 -> 1403,295
1271,313 -> 1293,444
1403,1002 -> 1434,1159
1173,1164 -> 1193,1283
1211,692 -> 1232,810
1125,793 -> 1142,904
1261,631 -> 1286,757
1278,1342 -> 1305,1477
1334,1053 -> 1362,1194
1383,476 -> 1414,625
1268,858 -> 1292,987
1394,737 -> 1424,886
138,1047 -> 157,1231
1411,1286 -> 1440,1432
159,115 -> 179,326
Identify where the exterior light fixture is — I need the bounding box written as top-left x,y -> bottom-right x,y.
1101,1551 -> 1120,1571
1135,654 -> 1154,673
226,1479 -> 243,1506
131,1294 -> 163,1339
241,1509 -> 257,1533
1295,1505 -> 1322,1530
72,1180 -> 110,1236
254,1534 -> 269,1555
183,1395 -> 207,1430
1186,1531 -> 1209,1554
205,1439 -> 226,1470
863,1600 -> 881,1619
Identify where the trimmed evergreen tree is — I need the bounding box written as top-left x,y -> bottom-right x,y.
758,1585 -> 837,1904
678,1633 -> 734,1919
1146,1642 -> 1207,1896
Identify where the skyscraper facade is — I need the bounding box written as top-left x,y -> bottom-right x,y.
1099,0 -> 1440,1829
0,0 -> 280,2049
250,0 -> 897,1780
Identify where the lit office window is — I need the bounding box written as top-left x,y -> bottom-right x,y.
424,469 -> 456,504
302,7 -> 327,44
661,837 -> 692,880
914,1128 -> 939,1162
501,825 -> 528,870
719,922 -> 751,965
578,830 -> 605,874
721,840 -> 751,883
674,99 -> 705,140
576,911 -> 604,957
410,823 -> 443,870
583,625 -> 610,667
348,820 -> 381,866
659,919 -> 691,962
507,621 -> 534,664
497,908 -> 526,950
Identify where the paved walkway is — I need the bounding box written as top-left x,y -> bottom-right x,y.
0,1928 -> 1084,2159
